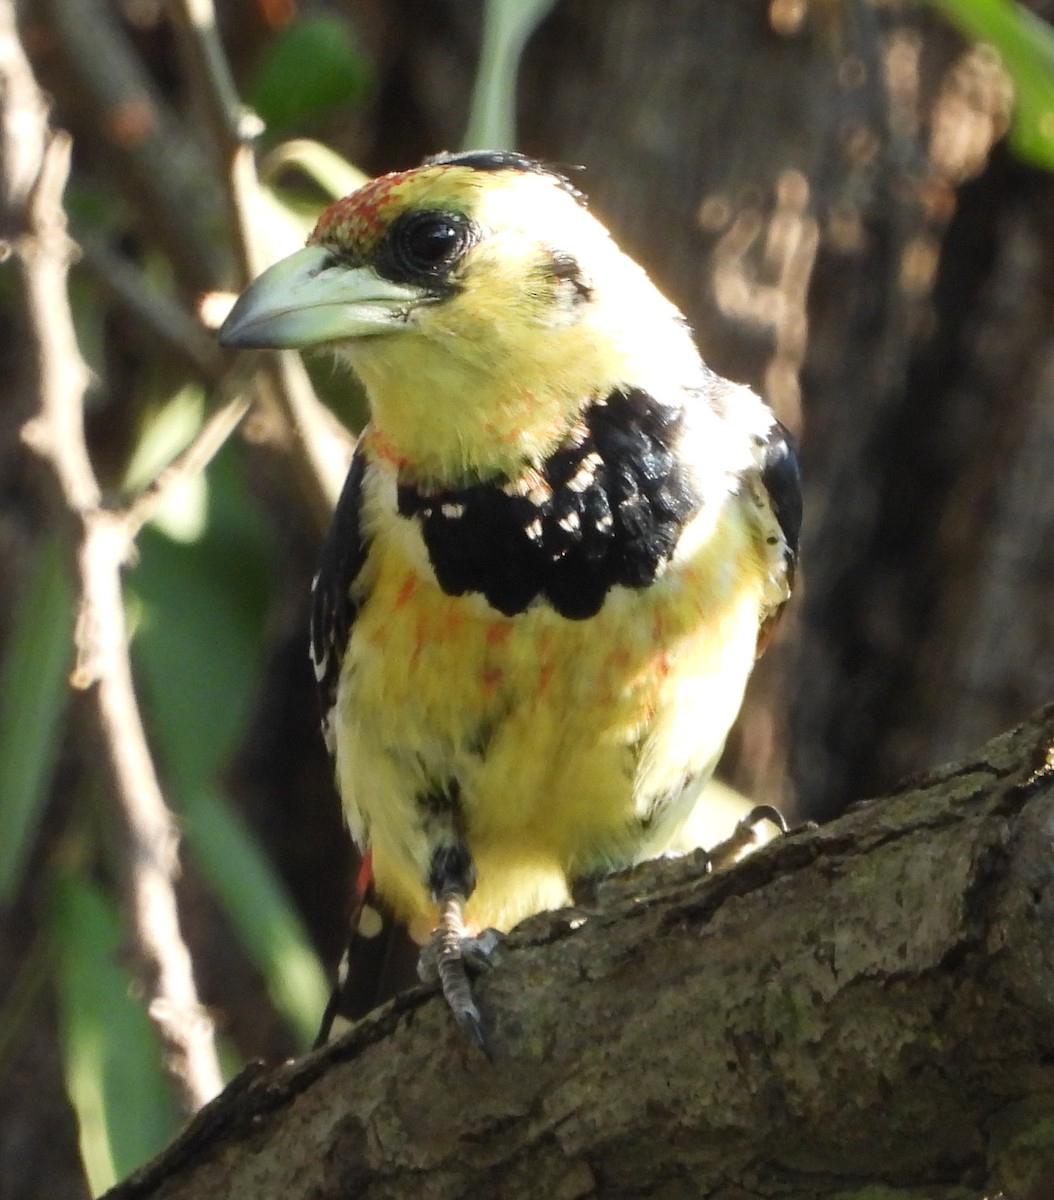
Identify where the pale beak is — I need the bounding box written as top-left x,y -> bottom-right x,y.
218,243 -> 431,349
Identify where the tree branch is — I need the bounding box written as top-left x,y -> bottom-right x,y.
103,704 -> 1054,1199
3,0 -> 223,1111
168,0 -> 353,527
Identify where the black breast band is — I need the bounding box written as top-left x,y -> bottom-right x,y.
397,387 -> 701,620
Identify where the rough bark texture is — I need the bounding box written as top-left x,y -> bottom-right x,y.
104,704 -> 1054,1200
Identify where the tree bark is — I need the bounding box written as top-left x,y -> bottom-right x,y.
105,703 -> 1054,1200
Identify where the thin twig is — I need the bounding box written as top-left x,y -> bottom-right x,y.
168,0 -> 353,525
121,388 -> 252,539
0,0 -> 49,224
5,1 -> 223,1110
166,0 -> 262,278
70,506 -> 223,1115
63,235 -> 259,541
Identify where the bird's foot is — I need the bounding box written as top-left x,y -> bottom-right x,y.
707,803 -> 793,872
417,892 -> 501,1054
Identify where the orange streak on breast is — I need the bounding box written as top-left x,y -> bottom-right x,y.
482,666 -> 503,696
438,601 -> 463,639
365,428 -> 409,468
535,631 -> 556,693
394,574 -> 418,609
486,622 -> 512,647
538,663 -> 554,695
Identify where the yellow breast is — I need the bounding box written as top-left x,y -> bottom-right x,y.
330,481 -> 769,938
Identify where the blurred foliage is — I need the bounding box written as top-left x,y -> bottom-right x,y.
50,872 -> 179,1195
933,0 -> 1054,169
0,536 -> 73,902
179,786 -> 331,1048
464,0 -> 558,149
128,426 -> 330,1045
259,138 -> 368,218
248,12 -> 371,134
129,440 -> 273,789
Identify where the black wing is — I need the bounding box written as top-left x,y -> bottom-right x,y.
754,419 -> 801,652
308,449 -> 419,1042
310,448 -> 370,752
760,419 -> 802,566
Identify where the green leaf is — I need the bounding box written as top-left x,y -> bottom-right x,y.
237,183 -> 315,265
128,446 -> 272,790
248,14 -> 370,132
123,383 -> 208,543
260,139 -> 367,201
0,535 -> 73,901
463,0 -> 557,150
180,789 -> 330,1048
50,871 -> 179,1193
257,142 -> 368,258
932,0 -> 1054,169
253,140 -> 369,258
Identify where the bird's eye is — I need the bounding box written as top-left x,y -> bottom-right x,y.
379,211 -> 474,283
401,216 -> 465,267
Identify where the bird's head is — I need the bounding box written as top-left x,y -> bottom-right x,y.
220,150 -> 701,483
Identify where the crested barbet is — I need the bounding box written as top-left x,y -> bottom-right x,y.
219,150 -> 801,1048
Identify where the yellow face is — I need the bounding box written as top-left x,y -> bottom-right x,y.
220,154 -> 701,483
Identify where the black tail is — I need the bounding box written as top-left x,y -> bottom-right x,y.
314,851 -> 422,1046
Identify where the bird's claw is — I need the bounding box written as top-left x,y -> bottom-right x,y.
417,894 -> 502,1055
706,803 -> 793,872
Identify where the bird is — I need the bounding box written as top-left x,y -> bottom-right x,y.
219,149 -> 801,1048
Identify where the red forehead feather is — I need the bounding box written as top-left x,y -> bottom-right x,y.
310,169 -> 419,245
